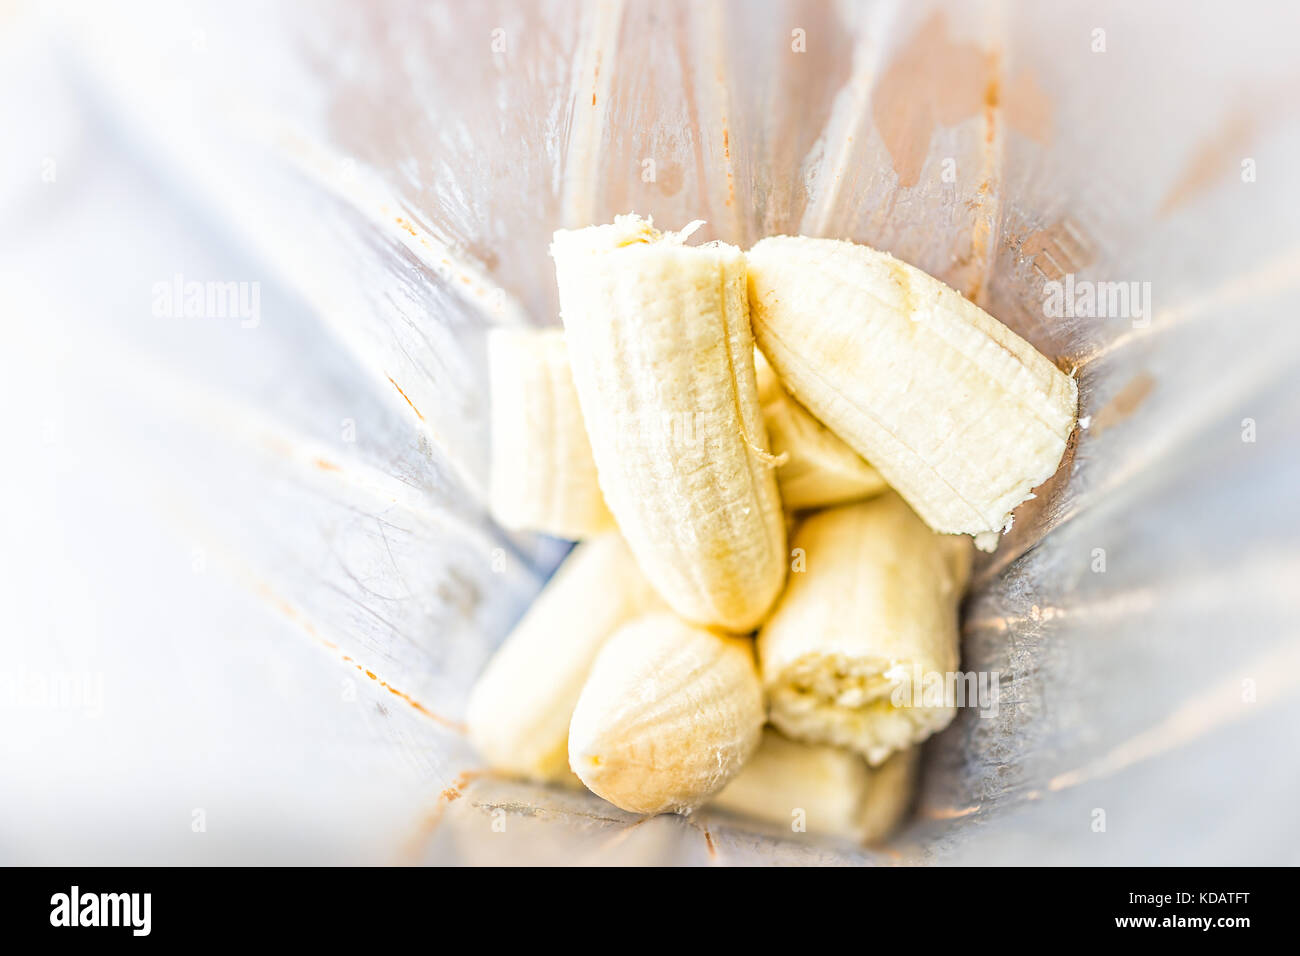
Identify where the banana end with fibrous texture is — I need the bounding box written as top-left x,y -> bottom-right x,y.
568,613 -> 765,815
759,494 -> 966,766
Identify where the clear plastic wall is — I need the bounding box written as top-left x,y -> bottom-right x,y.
1,0 -> 1298,864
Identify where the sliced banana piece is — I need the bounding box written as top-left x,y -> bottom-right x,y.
568,612 -> 765,814
758,493 -> 971,766
552,215 -> 786,632
710,729 -> 919,843
755,351 -> 889,510
466,533 -> 662,783
747,236 -> 1077,547
488,328 -> 614,539
856,746 -> 921,845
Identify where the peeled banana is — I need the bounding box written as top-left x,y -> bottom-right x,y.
710,730 -> 919,843
568,612 -> 765,814
466,533 -> 661,782
856,746 -> 921,845
488,328 -> 614,539
551,215 -> 786,632
758,494 -> 971,766
755,351 -> 888,510
747,236 -> 1077,548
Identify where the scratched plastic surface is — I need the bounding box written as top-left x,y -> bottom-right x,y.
2,0 -> 1298,864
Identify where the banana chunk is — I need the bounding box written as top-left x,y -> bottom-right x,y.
552,215 -> 786,632
568,613 -> 765,814
856,746 -> 921,845
466,533 -> 661,782
711,730 -> 919,843
758,494 -> 971,765
488,328 -> 614,539
747,236 -> 1077,545
755,351 -> 889,510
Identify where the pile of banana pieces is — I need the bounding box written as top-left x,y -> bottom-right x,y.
468,214 -> 1077,843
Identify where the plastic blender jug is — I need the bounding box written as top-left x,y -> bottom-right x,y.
2,0 -> 1297,864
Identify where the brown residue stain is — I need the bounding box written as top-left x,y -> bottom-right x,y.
445,770 -> 482,799
1002,68 -> 1052,144
670,6 -> 738,233
388,686 -> 466,732
954,54 -> 1005,304
656,161 -> 685,197
386,375 -> 425,422
403,803 -> 450,862
340,652 -> 467,733
721,125 -> 734,207
873,14 -> 1052,189
591,93 -> 596,105
251,580 -> 464,731
873,14 -> 985,188
1158,112 -> 1254,216
313,457 -> 341,473
400,770 -> 486,863
441,772 -> 480,802
964,207 -> 994,302
702,827 -> 718,861
1090,372 -> 1155,437
982,62 -> 1000,144
1019,218 -> 1094,281
256,582 -> 322,641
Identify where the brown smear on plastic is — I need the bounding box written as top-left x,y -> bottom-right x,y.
1090,372 -> 1156,437
1158,74 -> 1300,215
1018,218 -> 1094,281
340,652 -> 467,733
399,769 -> 487,864
671,4 -> 738,240
702,827 -> 718,861
386,375 -> 425,422
252,579 -> 465,734
872,13 -> 1051,190
960,68 -> 1000,303
656,161 -> 685,197
1159,113 -> 1254,216
1001,68 -> 1052,146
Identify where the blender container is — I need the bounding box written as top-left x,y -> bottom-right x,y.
1,0 -> 1297,864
